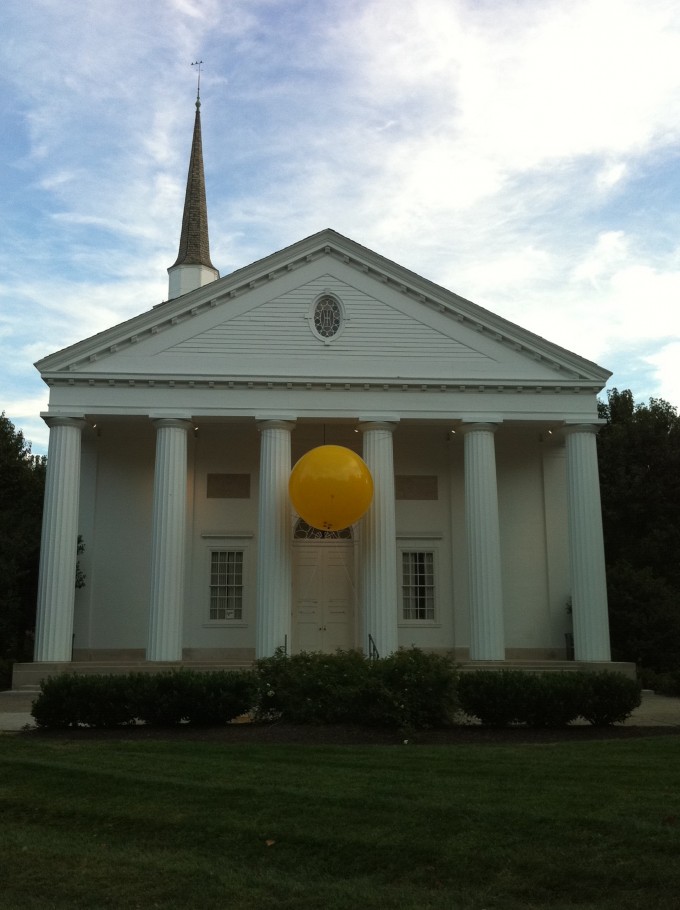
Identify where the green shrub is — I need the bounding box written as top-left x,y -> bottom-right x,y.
579,671 -> 642,726
522,673 -> 585,728
32,669 -> 258,729
366,648 -> 459,729
183,670 -> 257,726
255,649 -> 369,724
255,647 -> 458,729
130,670 -> 258,726
459,669 -> 642,727
32,673 -> 136,728
458,670 -> 530,726
129,671 -> 195,726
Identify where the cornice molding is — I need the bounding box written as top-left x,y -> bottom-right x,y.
42,374 -> 601,395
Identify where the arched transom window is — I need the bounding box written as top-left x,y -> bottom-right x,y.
294,518 -> 353,540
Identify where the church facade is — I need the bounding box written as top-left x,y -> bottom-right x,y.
14,100 -> 630,686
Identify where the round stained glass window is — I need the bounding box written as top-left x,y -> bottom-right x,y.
313,295 -> 341,338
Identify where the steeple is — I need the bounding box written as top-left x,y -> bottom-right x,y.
167,78 -> 220,300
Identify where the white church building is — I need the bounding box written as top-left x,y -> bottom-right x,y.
14,96 -> 632,686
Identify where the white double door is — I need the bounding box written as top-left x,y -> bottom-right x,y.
292,543 -> 356,653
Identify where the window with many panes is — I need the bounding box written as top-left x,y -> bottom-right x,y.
401,551 -> 435,620
210,550 -> 244,620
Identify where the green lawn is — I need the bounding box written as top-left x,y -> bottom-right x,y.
1,734 -> 679,910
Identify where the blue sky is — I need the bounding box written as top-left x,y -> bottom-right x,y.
2,0 -> 680,455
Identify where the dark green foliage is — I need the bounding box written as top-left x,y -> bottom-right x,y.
641,669 -> 680,697
0,413 -> 45,661
521,672 -> 585,728
366,647 -> 459,729
459,669 -> 641,727
32,670 -> 257,728
182,670 -> 257,726
457,669 -> 531,726
606,562 -> 680,671
129,672 -> 194,726
0,658 -> 13,690
597,389 -> 680,671
255,647 -> 458,729
32,674 -> 136,729
255,649 -> 369,724
579,671 -> 642,726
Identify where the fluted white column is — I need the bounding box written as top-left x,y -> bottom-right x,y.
359,420 -> 398,657
147,418 -> 191,661
565,424 -> 611,661
462,422 -> 505,660
34,417 -> 85,662
256,420 -> 295,658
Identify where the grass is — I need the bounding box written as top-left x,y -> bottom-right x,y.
1,735 -> 679,909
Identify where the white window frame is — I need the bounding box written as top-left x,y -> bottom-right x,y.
201,533 -> 253,627
397,541 -> 440,627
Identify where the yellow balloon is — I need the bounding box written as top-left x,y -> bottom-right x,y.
289,445 -> 374,531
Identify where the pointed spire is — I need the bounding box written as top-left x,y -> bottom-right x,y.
167,71 -> 219,300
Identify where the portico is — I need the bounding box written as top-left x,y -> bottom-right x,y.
26,405 -> 613,677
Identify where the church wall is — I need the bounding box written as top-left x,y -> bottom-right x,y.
184,423 -> 260,654
496,431 -> 553,655
495,431 -> 571,658
69,417 -> 571,661
74,422 -> 155,652
393,426 -> 456,652
72,436 -> 98,652
541,443 -> 571,653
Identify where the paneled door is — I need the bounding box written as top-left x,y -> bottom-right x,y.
292,543 -> 355,653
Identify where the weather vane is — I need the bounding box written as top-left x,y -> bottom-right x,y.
191,60 -> 203,104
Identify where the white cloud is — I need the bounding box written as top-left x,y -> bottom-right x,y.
644,341 -> 680,406
2,0 -> 680,458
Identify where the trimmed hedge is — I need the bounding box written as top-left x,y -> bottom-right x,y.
31,649 -> 459,731
32,673 -> 137,729
458,669 -> 641,727
579,671 -> 643,726
366,647 -> 459,730
255,649 -> 369,725
31,669 -> 257,729
255,647 -> 459,729
30,657 -> 642,730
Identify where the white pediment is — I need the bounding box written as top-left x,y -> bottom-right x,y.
37,230 -> 610,390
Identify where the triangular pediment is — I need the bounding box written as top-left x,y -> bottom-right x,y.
37,229 -> 610,390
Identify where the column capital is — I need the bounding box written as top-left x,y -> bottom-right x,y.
357,419 -> 398,434
42,415 -> 86,431
256,419 -> 296,433
151,417 -> 193,431
562,422 -> 603,437
459,421 -> 500,436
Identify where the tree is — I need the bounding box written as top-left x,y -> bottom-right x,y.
597,389 -> 680,670
0,413 -> 46,662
